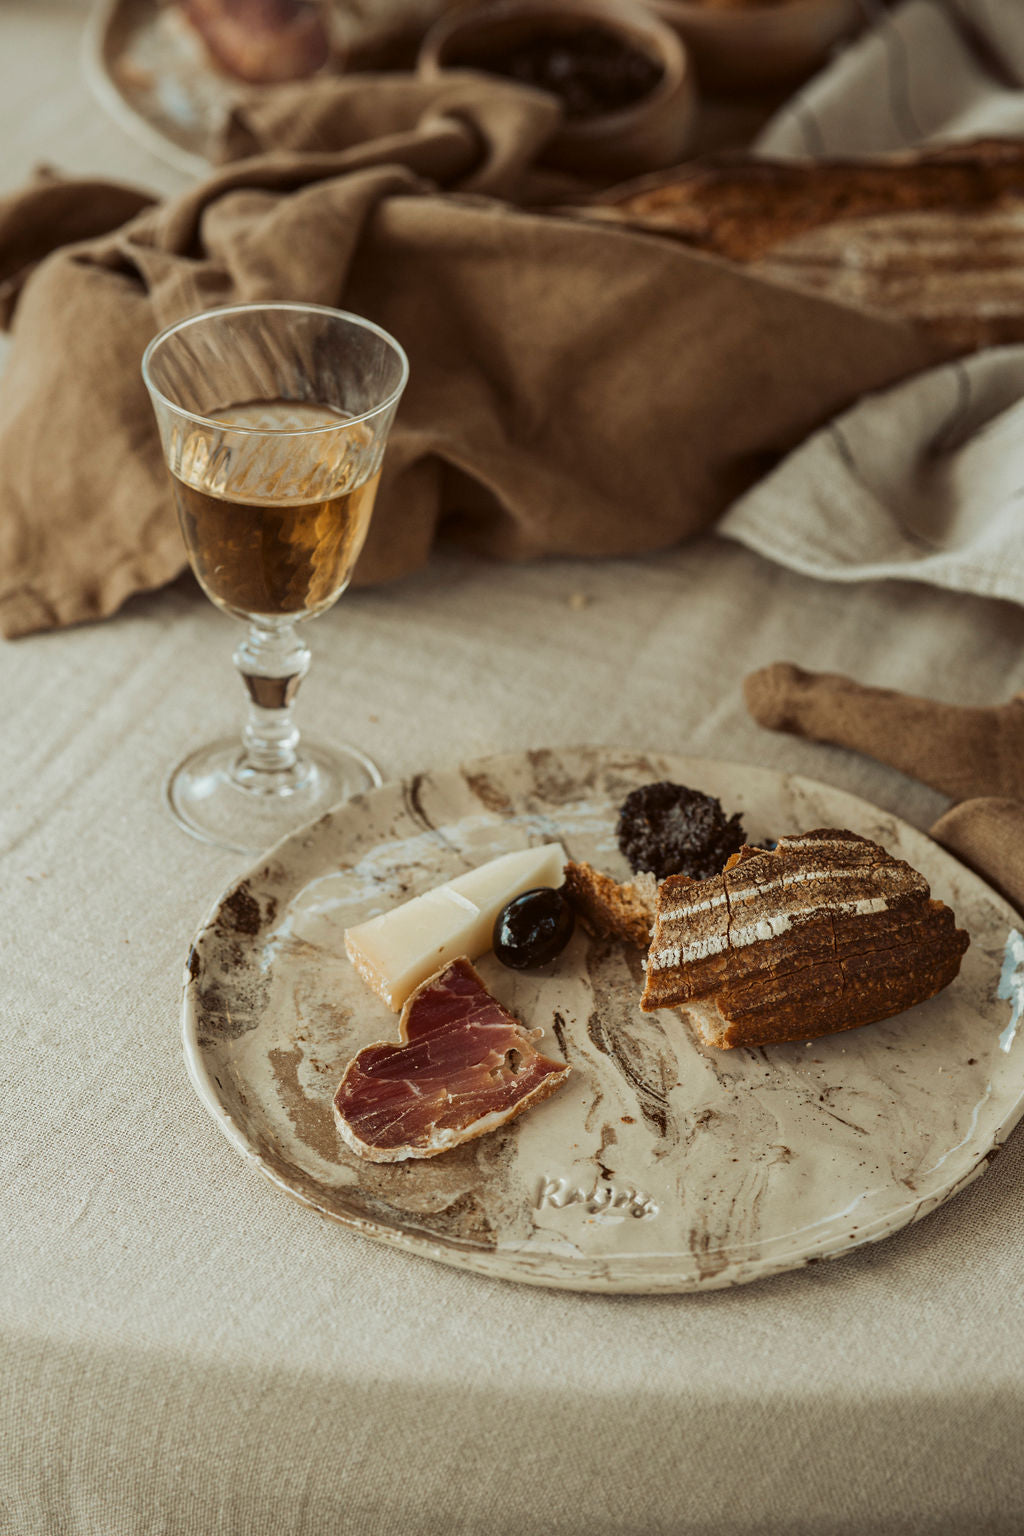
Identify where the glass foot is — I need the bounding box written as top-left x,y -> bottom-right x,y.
166,736 -> 383,855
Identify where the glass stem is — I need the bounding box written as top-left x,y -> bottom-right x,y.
232,621 -> 312,792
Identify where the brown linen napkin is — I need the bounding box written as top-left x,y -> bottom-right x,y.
745,661 -> 1024,912
0,73 -> 943,639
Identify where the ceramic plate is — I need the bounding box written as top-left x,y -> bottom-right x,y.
182,746 -> 1024,1293
84,0 -> 228,175
83,0 -> 442,175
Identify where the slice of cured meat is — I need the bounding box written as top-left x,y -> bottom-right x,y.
333,957 -> 570,1162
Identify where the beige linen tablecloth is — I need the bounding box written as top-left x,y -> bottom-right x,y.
4,5 -> 1024,1535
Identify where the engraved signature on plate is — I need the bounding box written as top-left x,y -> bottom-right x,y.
536,1176 -> 659,1219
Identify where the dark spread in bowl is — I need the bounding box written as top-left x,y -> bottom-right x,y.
477,25 -> 665,117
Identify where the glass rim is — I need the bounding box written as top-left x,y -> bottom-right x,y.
140,301 -> 410,437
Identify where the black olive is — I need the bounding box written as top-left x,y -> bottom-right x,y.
493,887 -> 575,971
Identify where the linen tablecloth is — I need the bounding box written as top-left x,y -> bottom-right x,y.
4,5 -> 1024,1534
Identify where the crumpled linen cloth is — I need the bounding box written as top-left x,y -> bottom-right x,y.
745,661 -> 1024,912
0,70 -> 941,639
720,0 -> 1024,605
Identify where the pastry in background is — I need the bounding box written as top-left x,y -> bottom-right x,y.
585,139 -> 1024,352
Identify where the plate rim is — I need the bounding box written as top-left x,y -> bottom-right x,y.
181,744 -> 1024,1294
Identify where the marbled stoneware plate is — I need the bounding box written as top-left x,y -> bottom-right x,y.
182,747 -> 1024,1293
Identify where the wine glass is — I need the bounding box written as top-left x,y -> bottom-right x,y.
142,302 -> 408,854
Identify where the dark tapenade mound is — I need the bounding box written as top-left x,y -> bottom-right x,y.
617,781 -> 746,882
485,26 -> 664,119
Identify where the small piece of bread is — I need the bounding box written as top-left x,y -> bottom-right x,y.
641,828 -> 969,1048
561,861 -> 658,947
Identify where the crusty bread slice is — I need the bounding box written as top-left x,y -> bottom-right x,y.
641,829 -> 969,1047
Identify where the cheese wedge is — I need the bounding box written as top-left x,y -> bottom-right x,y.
344,844 -> 567,1010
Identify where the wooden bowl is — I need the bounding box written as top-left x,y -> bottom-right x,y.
419,0 -> 697,180
646,0 -> 862,92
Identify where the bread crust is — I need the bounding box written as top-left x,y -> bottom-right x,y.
641,828 -> 970,1047
592,139 -> 1024,258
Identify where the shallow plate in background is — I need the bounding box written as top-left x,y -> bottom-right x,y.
85,0 -> 563,176
182,746 -> 1024,1292
84,0 -> 225,174
84,0 -> 440,171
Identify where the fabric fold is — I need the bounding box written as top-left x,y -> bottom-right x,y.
0,72 -> 942,639
719,347 -> 1024,607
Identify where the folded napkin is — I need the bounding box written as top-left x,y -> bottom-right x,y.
0,71 -> 941,639
719,346 -> 1024,606
717,0 -> 1024,606
745,662 -> 1024,912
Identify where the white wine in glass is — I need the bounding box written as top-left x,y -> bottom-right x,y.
142,303 -> 409,854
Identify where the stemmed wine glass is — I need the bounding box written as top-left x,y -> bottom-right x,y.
142,302 -> 408,855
